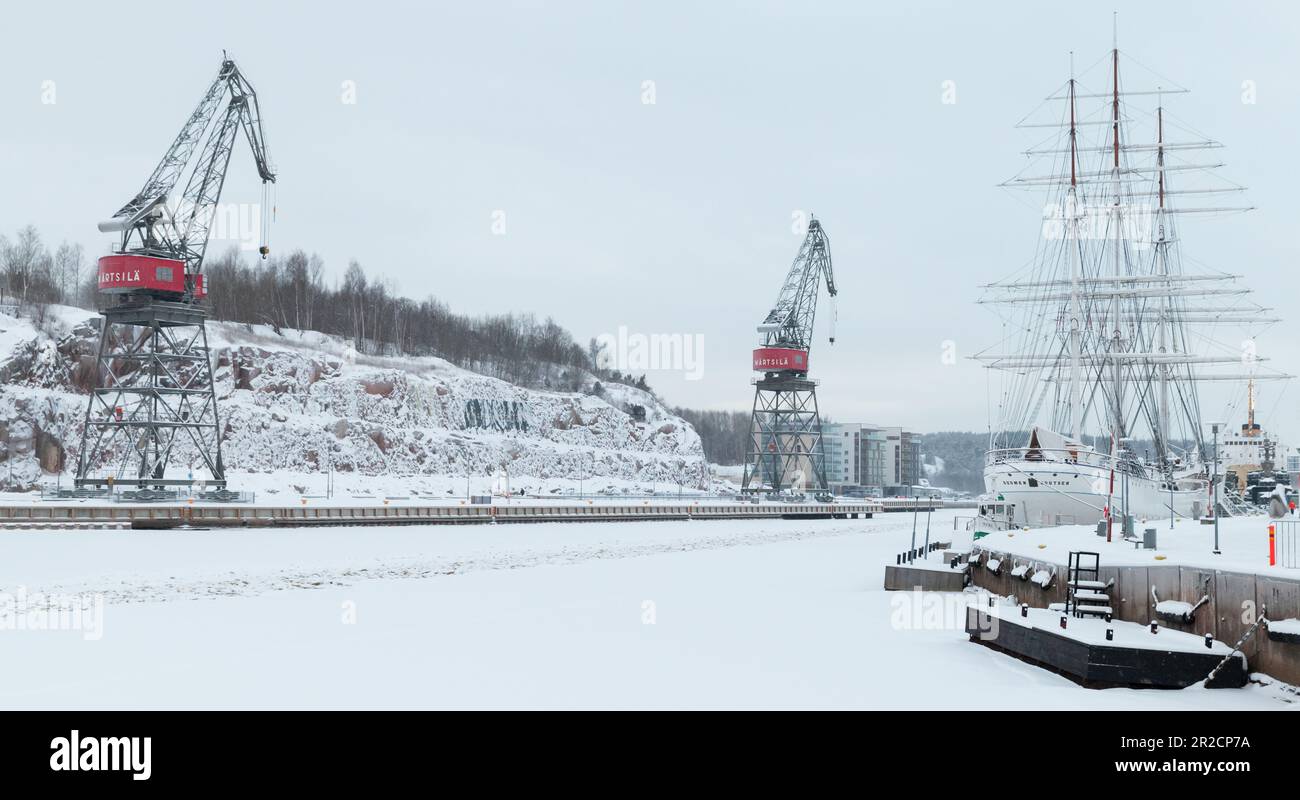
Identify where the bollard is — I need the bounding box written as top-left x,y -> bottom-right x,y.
1059,616 -> 1068,630
1105,628 -> 1114,641
1105,613 -> 1112,623
1020,604 -> 1028,618
1204,633 -> 1214,650
1149,621 -> 1159,634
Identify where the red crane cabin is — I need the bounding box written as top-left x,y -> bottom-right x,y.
97,254 -> 205,299
752,347 -> 808,372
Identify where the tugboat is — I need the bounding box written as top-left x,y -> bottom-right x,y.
970,496 -> 1018,539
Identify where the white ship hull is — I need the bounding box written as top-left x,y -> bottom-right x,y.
984,458 -> 1208,528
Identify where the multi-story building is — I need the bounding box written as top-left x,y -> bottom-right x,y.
823,423 -> 859,489
823,422 -> 921,497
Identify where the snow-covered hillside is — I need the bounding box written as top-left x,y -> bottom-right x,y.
0,306 -> 707,493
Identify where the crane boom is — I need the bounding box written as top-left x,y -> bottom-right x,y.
753,216 -> 837,375
97,55 -> 275,299
110,70 -> 230,224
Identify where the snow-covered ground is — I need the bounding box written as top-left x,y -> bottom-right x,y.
975,516 -> 1300,578
1,510 -> 1294,709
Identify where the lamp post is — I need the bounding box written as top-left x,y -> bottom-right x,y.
1119,437 -> 1134,536
1208,421 -> 1224,555
909,482 -> 918,561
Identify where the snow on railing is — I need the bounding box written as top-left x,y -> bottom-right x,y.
1266,618 -> 1300,644
1151,585 -> 1210,624
985,446 -> 1118,470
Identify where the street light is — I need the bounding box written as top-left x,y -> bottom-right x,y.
1119,436 -> 1135,537
1206,421 -> 1225,555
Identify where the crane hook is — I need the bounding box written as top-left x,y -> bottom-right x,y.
259,180 -> 272,259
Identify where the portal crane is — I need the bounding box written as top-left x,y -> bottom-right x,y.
96,54 -> 275,301
75,55 -> 276,494
742,216 -> 839,495
753,216 -> 837,375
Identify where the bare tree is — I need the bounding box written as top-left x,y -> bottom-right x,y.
2,225 -> 53,304
53,242 -> 85,305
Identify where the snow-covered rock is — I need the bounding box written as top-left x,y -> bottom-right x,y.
0,305 -> 707,492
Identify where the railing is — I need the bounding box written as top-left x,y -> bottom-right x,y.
985,446 -> 1118,470
1279,520 -> 1300,569
41,487 -> 256,504
894,540 -> 948,565
0,499 -> 884,529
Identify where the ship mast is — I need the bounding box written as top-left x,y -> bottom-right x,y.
1109,18 -> 1125,459
1067,54 -> 1083,442
1248,377 -> 1256,431
1156,92 -> 1170,468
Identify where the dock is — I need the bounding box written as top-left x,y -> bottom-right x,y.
0,498 -> 893,530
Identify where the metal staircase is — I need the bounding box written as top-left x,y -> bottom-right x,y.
1065,551 -> 1113,619
1217,490 -> 1257,518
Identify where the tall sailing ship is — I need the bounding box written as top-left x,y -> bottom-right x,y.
974,32 -> 1290,527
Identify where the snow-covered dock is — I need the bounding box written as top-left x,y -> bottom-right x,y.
0,498 -> 883,529
966,604 -> 1247,689
968,517 -> 1300,686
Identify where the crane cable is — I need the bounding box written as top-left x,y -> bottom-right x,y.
259,181 -> 273,258
828,294 -> 837,344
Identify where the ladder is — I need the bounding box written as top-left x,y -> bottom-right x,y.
1217,490 -> 1256,518
1065,551 -> 1112,619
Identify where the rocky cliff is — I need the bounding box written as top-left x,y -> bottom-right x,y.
0,306 -> 707,494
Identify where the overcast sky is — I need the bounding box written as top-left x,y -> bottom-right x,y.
3,1 -> 1298,443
